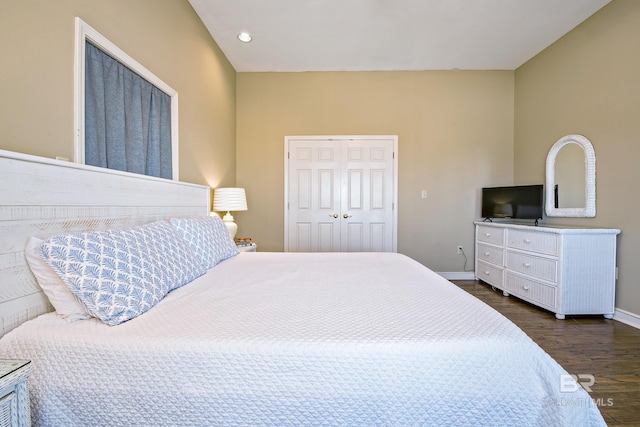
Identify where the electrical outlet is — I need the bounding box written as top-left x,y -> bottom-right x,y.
457,245 -> 463,254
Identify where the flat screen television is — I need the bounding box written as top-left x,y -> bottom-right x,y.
481,185 -> 544,221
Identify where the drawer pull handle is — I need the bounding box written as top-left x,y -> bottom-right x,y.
485,233 -> 491,237
484,271 -> 490,276
484,252 -> 490,256
523,286 -> 530,291
524,238 -> 531,244
523,262 -> 531,268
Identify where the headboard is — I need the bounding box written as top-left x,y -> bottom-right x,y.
0,149 -> 210,338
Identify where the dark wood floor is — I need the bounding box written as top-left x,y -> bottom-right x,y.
453,280 -> 640,427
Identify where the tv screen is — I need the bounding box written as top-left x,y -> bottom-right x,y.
481,185 -> 544,220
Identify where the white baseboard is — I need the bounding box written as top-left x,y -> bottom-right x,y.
438,272 -> 476,280
613,308 -> 640,330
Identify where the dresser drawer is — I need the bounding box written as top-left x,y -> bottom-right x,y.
476,242 -> 504,267
507,229 -> 558,256
504,273 -> 556,309
476,225 -> 504,246
476,260 -> 504,287
505,251 -> 557,283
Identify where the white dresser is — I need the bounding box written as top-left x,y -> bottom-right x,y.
474,221 -> 620,319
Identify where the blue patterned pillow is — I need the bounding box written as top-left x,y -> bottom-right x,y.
40,221 -> 206,325
170,216 -> 239,269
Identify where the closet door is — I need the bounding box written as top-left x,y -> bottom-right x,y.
287,139 -> 342,252
285,136 -> 397,252
341,138 -> 395,252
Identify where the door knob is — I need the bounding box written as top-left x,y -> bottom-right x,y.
343,213 -> 352,219
330,213 -> 338,218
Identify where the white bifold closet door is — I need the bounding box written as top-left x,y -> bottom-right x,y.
285,136 -> 397,252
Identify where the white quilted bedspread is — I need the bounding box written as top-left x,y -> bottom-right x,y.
0,252 -> 605,426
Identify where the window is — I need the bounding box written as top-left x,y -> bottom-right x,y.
74,18 -> 179,179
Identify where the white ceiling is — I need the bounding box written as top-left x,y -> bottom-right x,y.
189,0 -> 610,72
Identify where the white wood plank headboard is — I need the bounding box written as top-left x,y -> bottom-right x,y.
0,149 -> 210,338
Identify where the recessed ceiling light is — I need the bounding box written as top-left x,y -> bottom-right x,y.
237,32 -> 252,43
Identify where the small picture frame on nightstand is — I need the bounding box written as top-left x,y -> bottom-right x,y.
235,237 -> 257,252
237,242 -> 257,252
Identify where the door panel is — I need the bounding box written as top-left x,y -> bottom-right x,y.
370,222 -> 386,252
347,170 -> 363,210
296,169 -> 311,209
345,222 -> 364,252
318,169 -> 334,209
318,222 -> 337,252
295,222 -> 312,252
371,170 -> 385,209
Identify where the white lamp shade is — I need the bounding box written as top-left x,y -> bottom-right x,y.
213,188 -> 248,212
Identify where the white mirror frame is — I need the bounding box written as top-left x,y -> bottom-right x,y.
545,134 -> 596,217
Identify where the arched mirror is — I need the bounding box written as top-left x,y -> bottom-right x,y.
545,134 -> 596,217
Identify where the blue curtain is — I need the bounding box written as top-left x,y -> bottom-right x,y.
85,41 -> 172,179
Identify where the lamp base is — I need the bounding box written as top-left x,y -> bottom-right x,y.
222,211 -> 238,239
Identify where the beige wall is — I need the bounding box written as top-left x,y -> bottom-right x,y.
514,0 -> 640,315
0,0 -> 236,190
236,71 -> 515,271
5,0 -> 635,316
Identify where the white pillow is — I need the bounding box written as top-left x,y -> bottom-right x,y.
25,237 -> 91,322
40,221 -> 207,326
170,216 -> 239,269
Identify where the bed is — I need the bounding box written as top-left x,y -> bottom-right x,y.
0,150 -> 606,426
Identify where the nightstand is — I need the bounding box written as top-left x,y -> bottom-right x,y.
237,242 -> 257,252
0,360 -> 31,427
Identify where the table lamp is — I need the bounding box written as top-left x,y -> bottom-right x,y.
213,187 -> 248,239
